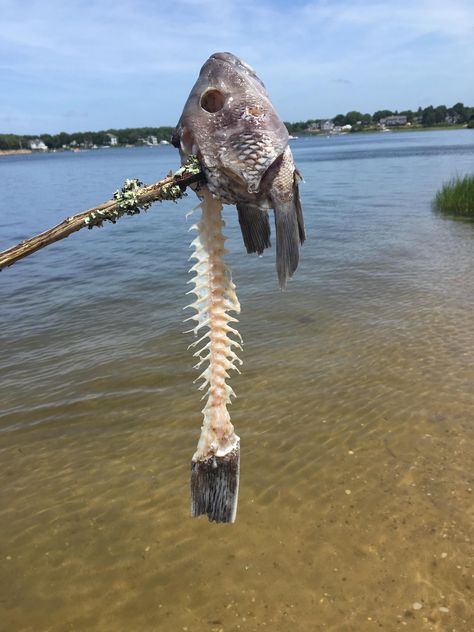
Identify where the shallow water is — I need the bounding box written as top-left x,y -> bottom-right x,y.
1,131 -> 473,631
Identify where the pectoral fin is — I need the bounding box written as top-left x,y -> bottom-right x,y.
236,203 -> 271,255
271,177 -> 305,289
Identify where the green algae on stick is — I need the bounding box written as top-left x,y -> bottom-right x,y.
186,189 -> 242,523
0,157 -> 204,271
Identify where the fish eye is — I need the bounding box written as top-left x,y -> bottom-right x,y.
200,88 -> 225,113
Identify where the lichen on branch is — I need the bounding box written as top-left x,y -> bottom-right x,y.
0,155 -> 205,270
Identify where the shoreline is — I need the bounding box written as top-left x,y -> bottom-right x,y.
302,124 -> 469,137
0,149 -> 33,156
1,127 -> 470,157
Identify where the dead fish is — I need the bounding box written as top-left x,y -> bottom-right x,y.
172,52 -> 305,288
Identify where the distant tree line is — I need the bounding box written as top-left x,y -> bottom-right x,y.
0,126 -> 174,151
284,102 -> 474,134
1,102 -> 473,150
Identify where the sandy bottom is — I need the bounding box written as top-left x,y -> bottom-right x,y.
1,307 -> 473,631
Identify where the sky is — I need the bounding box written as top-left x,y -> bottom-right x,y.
1,0 -> 473,134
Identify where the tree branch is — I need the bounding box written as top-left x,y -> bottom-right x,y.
0,156 -> 204,271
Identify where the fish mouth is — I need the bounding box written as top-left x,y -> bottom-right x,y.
210,52 -> 259,81
210,52 -> 243,65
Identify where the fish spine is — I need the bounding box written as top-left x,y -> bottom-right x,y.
186,190 -> 242,460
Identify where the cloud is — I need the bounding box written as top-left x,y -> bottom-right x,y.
1,0 -> 473,132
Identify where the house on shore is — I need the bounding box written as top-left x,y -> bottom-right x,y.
28,138 -> 48,151
445,114 -> 461,125
379,115 -> 407,127
137,136 -> 159,146
107,133 -> 118,146
306,122 -> 321,132
321,120 -> 335,132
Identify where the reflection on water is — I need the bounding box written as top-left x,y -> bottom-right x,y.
1,131 -> 473,631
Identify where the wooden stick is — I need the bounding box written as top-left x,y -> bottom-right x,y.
0,156 -> 204,271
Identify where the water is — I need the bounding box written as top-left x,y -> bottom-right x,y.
1,131 -> 473,631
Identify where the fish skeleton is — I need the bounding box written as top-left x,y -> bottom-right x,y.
172,51 -> 305,288
173,53 -> 305,522
185,188 -> 242,523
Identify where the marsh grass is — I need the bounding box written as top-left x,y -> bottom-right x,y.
433,175 -> 474,218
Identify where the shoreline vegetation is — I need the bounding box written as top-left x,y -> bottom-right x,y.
433,175 -> 474,218
0,126 -> 175,154
1,102 -> 473,155
284,101 -> 474,136
0,124 -> 470,157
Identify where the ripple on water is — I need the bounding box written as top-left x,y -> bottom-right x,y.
1,135 -> 474,631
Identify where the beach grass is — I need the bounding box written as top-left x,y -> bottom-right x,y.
433,175 -> 474,218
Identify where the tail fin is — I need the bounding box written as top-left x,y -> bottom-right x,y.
191,445 -> 240,523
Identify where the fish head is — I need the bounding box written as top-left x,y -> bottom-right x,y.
173,52 -> 305,289
172,52 -> 289,199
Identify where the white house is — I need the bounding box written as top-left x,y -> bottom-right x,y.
28,138 -> 48,151
107,133 -> 118,146
321,120 -> 335,132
